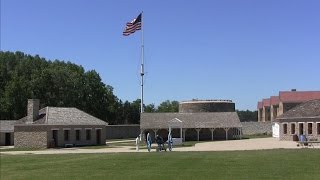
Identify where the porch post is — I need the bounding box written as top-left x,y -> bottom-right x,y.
153,129 -> 158,137
196,128 -> 201,141
210,128 -> 215,141
183,129 -> 187,142
140,129 -> 144,142
224,128 -> 230,140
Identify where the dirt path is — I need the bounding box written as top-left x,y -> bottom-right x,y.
174,137 -> 302,151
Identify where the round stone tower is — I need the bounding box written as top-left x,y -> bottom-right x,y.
179,99 -> 235,113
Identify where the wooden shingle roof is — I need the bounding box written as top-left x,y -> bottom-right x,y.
275,99 -> 320,122
33,107 -> 108,125
0,120 -> 17,132
141,112 -> 241,129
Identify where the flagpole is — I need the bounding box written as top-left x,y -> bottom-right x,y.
140,11 -> 144,113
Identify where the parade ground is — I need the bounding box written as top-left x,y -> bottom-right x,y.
1,138 -> 320,179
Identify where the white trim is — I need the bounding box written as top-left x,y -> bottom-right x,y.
172,118 -> 182,123
51,128 -> 59,131
85,128 -> 92,130
95,128 -> 102,130
63,128 -> 71,130
278,116 -> 320,120
272,122 -> 280,138
74,128 -> 82,130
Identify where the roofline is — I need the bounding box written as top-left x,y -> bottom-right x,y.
279,90 -> 320,93
281,100 -> 320,103
140,125 -> 243,128
276,116 -> 320,120
142,112 -> 237,115
0,130 -> 14,132
106,124 -> 139,127
14,124 -> 107,127
180,100 -> 233,104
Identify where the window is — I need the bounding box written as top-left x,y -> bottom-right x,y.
76,130 -> 81,141
317,123 -> 320,135
291,123 -> 295,134
308,123 -> 313,135
299,123 -> 304,135
64,130 -> 70,141
283,124 -> 287,134
86,129 -> 91,140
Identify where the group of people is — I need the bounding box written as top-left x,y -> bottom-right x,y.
136,132 -> 173,152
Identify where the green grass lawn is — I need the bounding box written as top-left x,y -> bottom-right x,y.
1,149 -> 320,180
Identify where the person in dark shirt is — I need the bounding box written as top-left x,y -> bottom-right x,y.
156,135 -> 166,152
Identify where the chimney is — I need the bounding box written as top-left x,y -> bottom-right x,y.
27,99 -> 40,123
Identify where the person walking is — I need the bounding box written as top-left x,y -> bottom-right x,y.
167,132 -> 173,151
147,133 -> 152,152
135,135 -> 140,152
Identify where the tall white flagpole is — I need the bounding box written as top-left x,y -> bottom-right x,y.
140,12 -> 144,113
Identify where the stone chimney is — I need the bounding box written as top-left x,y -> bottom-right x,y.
27,99 -> 40,123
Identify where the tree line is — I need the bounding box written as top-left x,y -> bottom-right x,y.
0,51 -> 181,124
0,51 -> 257,123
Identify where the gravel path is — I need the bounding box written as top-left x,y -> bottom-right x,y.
174,137 -> 302,152
1,138 -> 318,155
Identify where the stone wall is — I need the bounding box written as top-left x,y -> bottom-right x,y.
241,122 -> 272,135
106,125 -> 140,139
179,101 -> 235,113
15,131 -> 47,149
14,125 -> 106,148
279,121 -> 320,141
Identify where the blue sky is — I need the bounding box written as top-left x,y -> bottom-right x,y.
1,0 -> 320,110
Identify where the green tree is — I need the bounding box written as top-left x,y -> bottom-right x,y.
157,100 -> 179,112
145,103 -> 156,113
236,110 -> 258,122
0,51 -> 119,123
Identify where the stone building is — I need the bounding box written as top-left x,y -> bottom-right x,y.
273,99 -> 320,141
0,99 -> 107,149
0,120 -> 17,146
257,90 -> 320,122
140,100 -> 242,142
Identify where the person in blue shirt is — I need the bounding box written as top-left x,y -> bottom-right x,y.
147,133 -> 152,152
167,132 -> 173,151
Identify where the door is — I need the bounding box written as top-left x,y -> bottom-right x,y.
272,123 -> 280,138
5,133 -> 11,146
52,130 -> 58,147
96,129 -> 101,145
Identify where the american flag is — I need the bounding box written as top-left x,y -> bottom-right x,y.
123,13 -> 142,36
